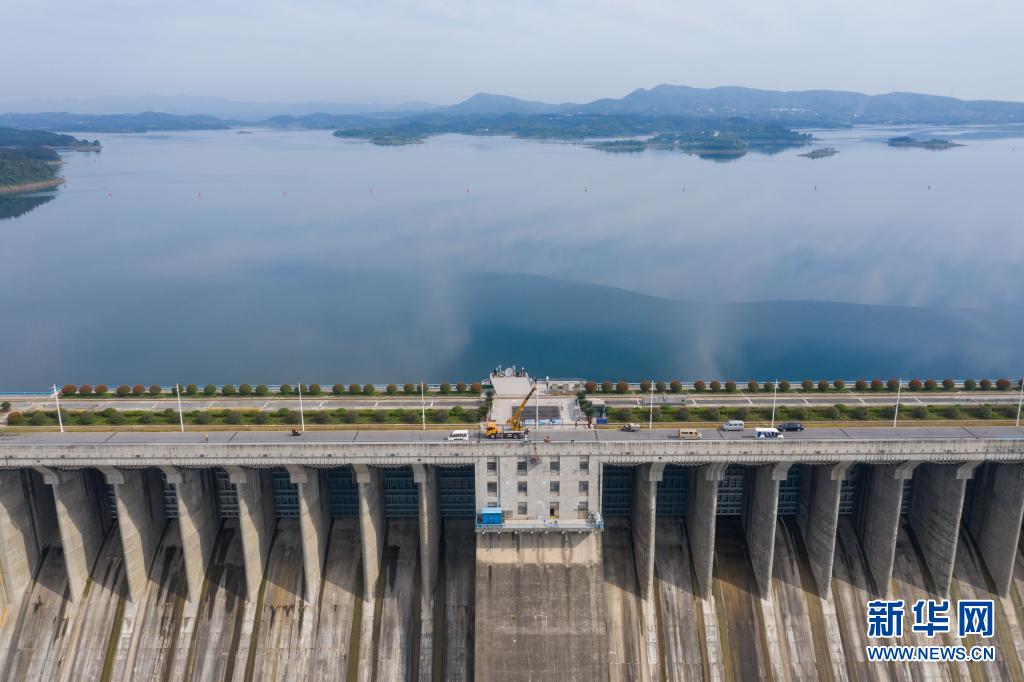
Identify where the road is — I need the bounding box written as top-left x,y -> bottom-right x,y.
1,425 -> 1022,446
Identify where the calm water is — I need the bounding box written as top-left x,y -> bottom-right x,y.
2,127 -> 1022,389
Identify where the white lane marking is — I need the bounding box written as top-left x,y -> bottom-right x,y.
859,398 -> 868,405
318,401 -> 324,408
261,401 -> 270,409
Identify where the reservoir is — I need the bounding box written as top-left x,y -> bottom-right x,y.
1,126 -> 1022,388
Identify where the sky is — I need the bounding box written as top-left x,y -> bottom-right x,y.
2,0 -> 1023,105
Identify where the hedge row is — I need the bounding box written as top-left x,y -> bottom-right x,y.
605,403 -> 1016,423
6,405 -> 490,427
55,382 -> 485,398
584,378 -> 1022,394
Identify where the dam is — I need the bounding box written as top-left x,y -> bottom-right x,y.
1,427 -> 1024,680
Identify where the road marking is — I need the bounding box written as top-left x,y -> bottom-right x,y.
374,401 -> 379,408
803,398 -> 811,406
746,397 -> 753,405
317,401 -> 324,408
261,401 -> 269,409
858,398 -> 867,405
207,401 -> 217,408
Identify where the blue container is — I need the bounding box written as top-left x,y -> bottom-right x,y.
480,507 -> 504,526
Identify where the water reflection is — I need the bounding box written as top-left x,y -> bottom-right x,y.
0,192 -> 55,221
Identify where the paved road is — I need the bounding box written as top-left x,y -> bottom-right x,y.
0,396 -> 479,412
2,426 -> 1022,446
599,391 -> 1023,408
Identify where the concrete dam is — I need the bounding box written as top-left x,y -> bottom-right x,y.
2,433 -> 1024,680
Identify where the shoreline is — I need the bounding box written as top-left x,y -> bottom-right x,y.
0,177 -> 65,196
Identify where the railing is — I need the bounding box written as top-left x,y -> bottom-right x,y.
476,513 -> 604,532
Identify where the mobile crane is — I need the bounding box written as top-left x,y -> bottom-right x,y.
481,385 -> 536,439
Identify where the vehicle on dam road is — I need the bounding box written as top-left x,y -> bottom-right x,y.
755,427 -> 784,439
447,429 -> 470,441
720,419 -> 745,432
621,423 -> 641,432
777,421 -> 805,432
677,428 -> 703,440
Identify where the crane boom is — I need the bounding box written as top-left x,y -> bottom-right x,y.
506,385 -> 537,431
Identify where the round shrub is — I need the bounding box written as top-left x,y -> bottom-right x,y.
615,381 -> 629,394
676,407 -> 690,421
747,380 -> 759,392
331,383 -> 345,395
363,383 -> 375,395
974,405 -> 993,419
342,410 -> 359,424
655,381 -> 666,393
980,379 -> 992,390
372,410 -> 388,423
78,384 -> 93,396
225,410 -> 243,425
943,406 -> 961,420
149,384 -> 162,396
639,379 -> 652,392
185,384 -> 198,395
710,381 -> 721,392
221,384 -> 237,396
194,411 -> 213,425
704,407 -> 720,421
887,379 -> 900,392
239,384 -> 253,396
822,406 -> 840,420
964,379 -> 977,390
833,379 -> 845,390
386,384 -> 398,395
430,409 -> 449,423
312,410 -> 330,424
101,407 -> 117,418
924,379 -> 937,391
117,384 -> 131,397
95,384 -> 109,396
997,378 -> 1011,391
308,384 -> 321,395
61,384 -> 77,396
280,384 -> 293,395
817,380 -> 829,392
694,380 -> 706,393
779,380 -> 791,392
670,380 -> 682,393
439,383 -> 451,394
6,412 -> 24,425
763,381 -> 775,393
456,381 -> 467,393
203,384 -> 217,396
880,406 -> 896,420
399,410 -> 418,424
852,406 -> 869,420
733,407 -> 748,420
348,383 -> 360,395
109,411 -> 127,425
788,407 -> 808,420
942,379 -> 955,390
725,381 -> 737,393
253,411 -> 269,424
908,379 -> 922,391
801,380 -> 813,391
583,380 -> 597,393
911,405 -> 929,419
471,382 -> 483,393
0,401 -> 9,412
253,384 -> 267,396
138,412 -> 154,424
133,384 -> 145,396
855,380 -> 867,391
78,412 -> 96,425
870,379 -> 883,391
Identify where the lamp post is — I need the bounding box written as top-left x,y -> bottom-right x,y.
1016,376 -> 1023,428
893,379 -> 902,428
421,381 -> 426,431
175,383 -> 185,432
297,382 -> 306,432
771,379 -> 778,428
52,384 -> 64,433
648,380 -> 654,430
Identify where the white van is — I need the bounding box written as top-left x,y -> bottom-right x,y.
677,428 -> 703,440
720,420 -> 745,432
755,427 -> 783,440
447,429 -> 470,442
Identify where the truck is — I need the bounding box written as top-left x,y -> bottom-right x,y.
481,385 -> 536,439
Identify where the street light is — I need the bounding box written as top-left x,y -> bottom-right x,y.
771,379 -> 778,428
175,383 -> 185,432
421,381 -> 426,430
648,380 -> 654,430
1016,376 -> 1023,428
893,379 -> 902,428
52,384 -> 64,433
297,382 -> 306,432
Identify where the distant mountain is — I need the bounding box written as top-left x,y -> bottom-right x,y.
0,95 -> 438,121
442,92 -> 566,116
0,111 -> 231,133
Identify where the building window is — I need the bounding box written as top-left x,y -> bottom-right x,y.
487,501 -> 499,508
487,481 -> 497,495
518,481 -> 528,495
487,459 -> 497,474
577,500 -> 589,512
549,502 -> 560,518
578,480 -> 589,495
579,457 -> 589,473
550,481 -> 560,494
517,502 -> 528,516
550,459 -> 560,473
517,458 -> 528,475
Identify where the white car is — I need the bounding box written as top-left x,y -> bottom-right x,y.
720,419 -> 745,432
447,429 -> 470,442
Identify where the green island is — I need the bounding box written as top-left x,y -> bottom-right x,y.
0,127 -> 100,195
334,114 -> 812,159
887,136 -> 963,150
799,147 -> 839,159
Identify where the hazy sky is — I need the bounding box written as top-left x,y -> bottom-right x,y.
3,0 -> 1023,104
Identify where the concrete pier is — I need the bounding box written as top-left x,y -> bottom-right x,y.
102,467 -> 166,602
795,463 -> 848,598
744,462 -> 790,597
907,462 -> 974,596
355,464 -> 385,600
287,465 -> 328,602
414,463 -> 440,681
856,463 -> 915,596
686,462 -> 725,598
0,470 -> 57,607
965,463 -> 1024,597
163,465 -> 218,603
36,467 -> 111,602
226,465 -> 275,602
631,462 -> 663,600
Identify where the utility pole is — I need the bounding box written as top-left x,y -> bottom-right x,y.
771,379 -> 777,428
298,382 -> 306,432
52,384 -> 64,433
1016,376 -> 1023,428
893,379 -> 902,428
176,383 -> 185,432
421,381 -> 426,431
649,380 -> 654,430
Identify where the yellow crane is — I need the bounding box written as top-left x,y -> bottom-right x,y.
482,385 -> 536,439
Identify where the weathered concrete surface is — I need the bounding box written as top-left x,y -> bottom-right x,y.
0,470 -> 57,608
965,463 -> 1024,597
603,518 -> 651,682
165,466 -> 218,604
654,519 -> 717,682
743,464 -> 787,598
796,463 -> 846,598
712,518 -> 774,681
907,463 -> 968,597
310,519 -> 362,681
38,467 -> 112,602
414,463 -> 439,682
105,467 -> 166,603
686,463 -> 724,599
474,531 -> 608,681
856,464 -> 911,597
632,463 -> 662,601
288,465 -> 328,603
175,520 -> 254,681
371,518 -> 420,681
355,465 -> 385,601
110,521 -> 189,681
440,520 -> 475,682
247,519 -> 312,681
226,466 -> 276,603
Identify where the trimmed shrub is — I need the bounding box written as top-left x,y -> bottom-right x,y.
225,410 -> 243,425
312,411 -> 330,424
253,411 -> 269,424
439,383 -> 451,394
833,379 -> 845,390
101,407 -> 117,418
801,380 -> 813,391
6,412 -> 24,425
430,409 -> 449,423
639,379 -> 652,392
61,384 -> 77,396
852,406 -> 869,420
348,383 -> 360,395
470,382 -> 483,393
964,379 -> 977,390
78,384 -> 93,396
817,380 -> 829,392
279,384 -> 292,395
386,384 -> 398,395
184,384 -> 197,395
457,381 -> 467,393
403,383 -> 416,395
924,379 -> 937,391
942,379 -> 955,390
615,381 -> 629,394
655,380 -> 666,393
342,410 -> 359,424
363,384 -> 375,396
911,405 -> 928,419
779,380 -> 791,392
788,407 -> 808,420
763,381 -> 775,393
95,384 -> 109,396
997,378 -> 1011,390
855,380 -> 867,391
747,380 -> 759,393
908,379 -> 922,391
694,380 -> 706,392
149,384 -> 162,396
822,406 -> 840,420
107,411 -> 125,425
256,384 -> 269,396
704,407 -> 720,421
870,379 -> 883,391
887,379 -> 900,392
943,406 -> 961,420
372,410 -> 388,423
676,407 -> 690,421
222,384 -> 236,396
133,384 -> 145,396
980,379 -> 992,390
0,401 -> 9,412
399,410 -> 418,424
584,380 -> 597,393
733,407 -> 748,420
974,405 -> 993,419
332,383 -> 345,395
117,384 -> 131,397
239,384 -> 253,396
670,380 -> 682,393
194,411 -> 213,425
725,381 -> 737,393
78,412 -> 96,425
203,384 -> 216,396
710,381 -> 721,392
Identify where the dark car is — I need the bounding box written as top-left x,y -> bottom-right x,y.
777,421 -> 804,432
